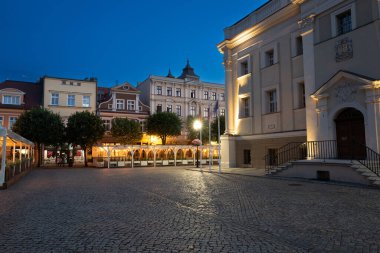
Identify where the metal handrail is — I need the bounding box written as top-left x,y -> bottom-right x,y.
265,140 -> 380,177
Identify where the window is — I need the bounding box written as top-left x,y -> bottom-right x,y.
220,109 -> 225,116
103,119 -> 111,131
299,82 -> 305,108
240,60 -> 249,76
296,36 -> 303,56
3,95 -> 20,105
51,93 -> 59,106
203,108 -> 209,118
243,150 -> 251,165
156,86 -> 162,95
336,10 -> 352,36
9,117 -> 17,129
219,93 -> 225,101
0,116 -> 3,126
240,97 -> 250,118
167,105 -> 172,113
167,87 -> 172,96
176,88 -> 181,97
267,90 -> 277,113
82,95 -> 90,107
190,106 -> 196,116
127,100 -> 135,111
266,50 -> 274,66
116,99 -> 125,110
108,104 -> 113,109
67,95 -> 75,107
211,92 -> 216,101
203,91 -> 209,100
176,105 -> 181,116
190,90 -> 196,98
156,104 -> 162,113
138,106 -> 142,112
140,121 -> 147,132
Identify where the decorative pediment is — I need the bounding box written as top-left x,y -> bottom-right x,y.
311,71 -> 376,101
111,82 -> 140,93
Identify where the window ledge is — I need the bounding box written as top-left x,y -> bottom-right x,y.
237,73 -> 251,80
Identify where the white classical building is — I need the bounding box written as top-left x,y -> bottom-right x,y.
138,61 -> 225,143
218,0 -> 380,169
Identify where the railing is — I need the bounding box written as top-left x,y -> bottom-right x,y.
265,140 -> 380,177
5,158 -> 33,182
265,142 -> 307,174
357,144 -> 380,176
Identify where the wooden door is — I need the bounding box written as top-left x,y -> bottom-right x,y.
335,108 -> 366,159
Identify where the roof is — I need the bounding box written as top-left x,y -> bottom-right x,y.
177,60 -> 199,79
0,80 -> 43,109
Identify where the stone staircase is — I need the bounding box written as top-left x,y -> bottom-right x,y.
267,159 -> 380,187
351,162 -> 380,186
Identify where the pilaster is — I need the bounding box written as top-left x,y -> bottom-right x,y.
299,14 -> 318,142
221,135 -> 236,168
224,48 -> 234,134
365,87 -> 380,152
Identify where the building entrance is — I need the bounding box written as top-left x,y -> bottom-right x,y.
335,108 -> 366,159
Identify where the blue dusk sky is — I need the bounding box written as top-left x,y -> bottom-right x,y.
0,0 -> 268,87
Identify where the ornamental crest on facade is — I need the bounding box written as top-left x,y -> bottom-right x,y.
335,38 -> 353,62
335,82 -> 358,103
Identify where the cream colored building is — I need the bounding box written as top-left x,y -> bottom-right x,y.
138,61 -> 225,144
42,76 -> 97,121
218,0 -> 380,168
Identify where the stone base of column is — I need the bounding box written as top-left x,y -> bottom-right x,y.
221,134 -> 236,168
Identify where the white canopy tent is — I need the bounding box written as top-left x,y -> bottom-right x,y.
0,126 -> 34,187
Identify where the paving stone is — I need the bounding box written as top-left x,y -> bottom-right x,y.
0,167 -> 380,252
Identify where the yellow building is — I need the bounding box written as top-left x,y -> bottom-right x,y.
42,76 -> 97,121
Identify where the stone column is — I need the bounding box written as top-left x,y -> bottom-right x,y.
299,14 -> 318,142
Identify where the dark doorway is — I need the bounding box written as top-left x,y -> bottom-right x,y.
335,108 -> 366,159
268,148 -> 277,166
243,149 -> 251,165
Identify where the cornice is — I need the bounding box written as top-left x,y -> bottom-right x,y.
218,3 -> 299,53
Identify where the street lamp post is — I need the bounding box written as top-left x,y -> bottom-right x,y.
193,119 -> 202,169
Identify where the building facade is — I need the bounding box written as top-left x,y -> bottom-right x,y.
42,76 -> 97,122
138,61 -> 226,144
97,82 -> 150,143
0,80 -> 42,129
218,0 -> 380,168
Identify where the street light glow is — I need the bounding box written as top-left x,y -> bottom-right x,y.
193,119 -> 202,130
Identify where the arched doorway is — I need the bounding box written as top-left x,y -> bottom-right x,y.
335,108 -> 366,159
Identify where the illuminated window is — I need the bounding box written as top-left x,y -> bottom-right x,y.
190,106 -> 196,116
220,109 -> 225,116
203,108 -> 209,118
103,119 -> 111,131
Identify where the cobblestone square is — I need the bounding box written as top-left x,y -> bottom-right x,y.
1,167 -> 380,252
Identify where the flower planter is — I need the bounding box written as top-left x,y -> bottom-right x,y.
95,161 -> 104,168
141,161 -> 148,166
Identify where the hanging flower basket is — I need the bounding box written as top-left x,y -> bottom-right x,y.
192,139 -> 202,146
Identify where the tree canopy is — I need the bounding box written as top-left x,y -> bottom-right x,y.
111,118 -> 142,145
146,112 -> 181,145
66,111 -> 105,166
12,107 -> 65,166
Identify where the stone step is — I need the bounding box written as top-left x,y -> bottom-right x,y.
361,172 -> 378,177
367,176 -> 380,181
355,167 -> 370,172
372,180 -> 380,186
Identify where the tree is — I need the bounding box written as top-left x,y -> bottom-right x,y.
146,112 -> 181,145
211,116 -> 225,141
12,107 -> 65,167
111,118 -> 142,145
66,111 -> 105,167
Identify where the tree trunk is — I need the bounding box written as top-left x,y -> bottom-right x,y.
84,146 -> 88,167
162,136 -> 166,145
